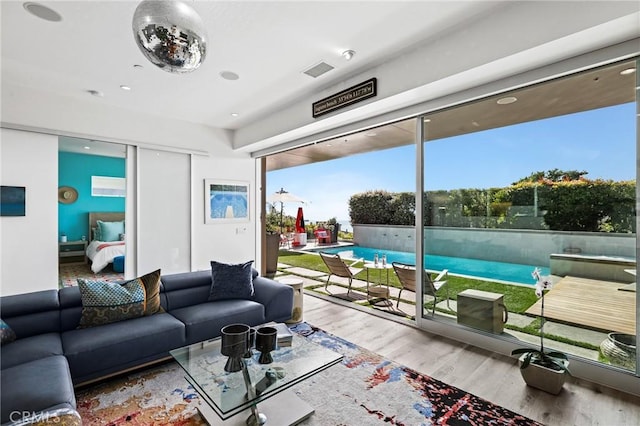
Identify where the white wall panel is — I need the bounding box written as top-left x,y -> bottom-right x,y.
0,129 -> 58,295
191,154 -> 257,272
137,148 -> 191,275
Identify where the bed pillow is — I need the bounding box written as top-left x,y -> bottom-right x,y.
208,260 -> 254,301
92,226 -> 101,241
97,220 -> 125,242
0,319 -> 16,345
77,278 -> 146,328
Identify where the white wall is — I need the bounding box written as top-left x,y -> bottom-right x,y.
191,153 -> 258,272
1,111 -> 258,294
2,85 -> 231,154
1,129 -> 59,296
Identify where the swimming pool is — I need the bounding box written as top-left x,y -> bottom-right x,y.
314,246 -> 549,285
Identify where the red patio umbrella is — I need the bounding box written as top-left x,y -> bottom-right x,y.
295,207 -> 305,234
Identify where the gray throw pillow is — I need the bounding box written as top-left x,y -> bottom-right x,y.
209,260 -> 255,301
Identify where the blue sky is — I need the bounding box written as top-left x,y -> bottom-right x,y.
267,103 -> 635,225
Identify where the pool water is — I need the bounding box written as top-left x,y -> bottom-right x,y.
315,246 -> 548,285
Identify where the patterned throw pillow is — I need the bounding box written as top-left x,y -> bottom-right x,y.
0,319 -> 16,345
77,278 -> 146,328
127,269 -> 163,315
208,260 -> 255,301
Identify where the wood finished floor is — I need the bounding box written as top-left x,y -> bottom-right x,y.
302,294 -> 640,426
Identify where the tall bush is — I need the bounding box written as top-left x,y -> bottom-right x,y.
349,170 -> 635,233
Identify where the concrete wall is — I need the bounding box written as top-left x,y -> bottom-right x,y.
353,224 -> 636,267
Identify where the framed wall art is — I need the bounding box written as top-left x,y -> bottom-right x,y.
204,180 -> 249,224
0,186 -> 26,216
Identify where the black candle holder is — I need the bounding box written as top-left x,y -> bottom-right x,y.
255,326 -> 277,364
221,323 -> 250,372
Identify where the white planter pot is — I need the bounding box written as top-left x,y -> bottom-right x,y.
518,355 -> 568,395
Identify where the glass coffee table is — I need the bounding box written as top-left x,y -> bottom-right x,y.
170,330 -> 343,425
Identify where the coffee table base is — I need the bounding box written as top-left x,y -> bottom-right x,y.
197,389 -> 314,426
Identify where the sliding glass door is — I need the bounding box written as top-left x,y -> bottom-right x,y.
419,59 -> 638,374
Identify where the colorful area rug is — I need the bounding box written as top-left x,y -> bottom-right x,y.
75,323 -> 542,425
59,263 -> 124,288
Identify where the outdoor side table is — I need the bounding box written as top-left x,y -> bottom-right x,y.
364,263 -> 393,307
278,277 -> 304,324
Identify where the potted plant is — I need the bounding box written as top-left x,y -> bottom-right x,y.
327,217 -> 340,243
511,268 -> 570,395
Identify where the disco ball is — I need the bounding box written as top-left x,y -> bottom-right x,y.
132,0 -> 207,74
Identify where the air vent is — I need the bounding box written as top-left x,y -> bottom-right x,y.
303,61 -> 334,78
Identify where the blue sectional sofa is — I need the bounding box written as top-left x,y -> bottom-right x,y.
0,269 -> 293,425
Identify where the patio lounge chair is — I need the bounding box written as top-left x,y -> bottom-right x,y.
392,262 -> 449,315
320,252 -> 363,294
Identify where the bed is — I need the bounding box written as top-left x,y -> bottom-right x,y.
87,212 -> 126,273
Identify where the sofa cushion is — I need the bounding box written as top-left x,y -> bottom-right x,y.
170,300 -> 265,345
0,290 -> 61,337
208,260 -> 254,301
77,278 -> 146,328
1,355 -> 76,424
0,333 -> 64,370
62,313 -> 185,383
0,318 -> 16,345
161,270 -> 212,311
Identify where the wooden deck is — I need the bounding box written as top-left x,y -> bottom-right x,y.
526,276 -> 636,335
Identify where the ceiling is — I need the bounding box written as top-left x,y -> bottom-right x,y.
1,1 -> 638,164
0,0 -> 502,131
266,59 -> 638,171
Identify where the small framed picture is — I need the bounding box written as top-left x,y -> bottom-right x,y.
204,180 -> 249,224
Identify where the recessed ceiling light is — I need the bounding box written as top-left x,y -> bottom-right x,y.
120,85 -> 131,91
471,121 -> 480,127
365,131 -> 377,137
496,96 -> 518,105
86,90 -> 104,97
620,68 -> 636,75
83,146 -> 91,150
231,113 -> 239,117
342,50 -> 356,61
220,71 -> 239,80
23,2 -> 62,22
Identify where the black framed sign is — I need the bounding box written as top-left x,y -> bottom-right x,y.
312,78 -> 377,118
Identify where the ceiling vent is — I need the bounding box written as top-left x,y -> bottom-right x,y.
303,61 -> 335,78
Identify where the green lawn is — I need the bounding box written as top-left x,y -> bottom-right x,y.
277,250 -> 538,313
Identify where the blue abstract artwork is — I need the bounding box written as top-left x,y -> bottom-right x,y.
0,186 -> 26,216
